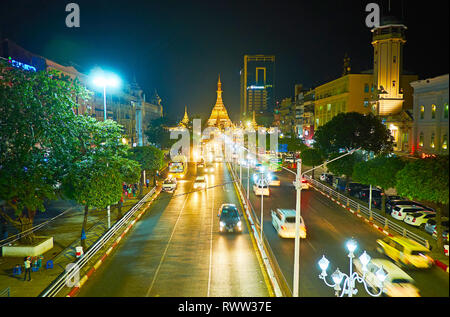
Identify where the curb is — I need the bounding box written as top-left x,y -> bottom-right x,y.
66,188 -> 162,297
312,185 -> 449,274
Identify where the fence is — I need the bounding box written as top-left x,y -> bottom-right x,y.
304,175 -> 430,249
39,186 -> 157,297
229,162 -> 292,297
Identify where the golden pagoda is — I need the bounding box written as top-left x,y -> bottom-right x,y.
180,106 -> 190,127
207,75 -> 233,129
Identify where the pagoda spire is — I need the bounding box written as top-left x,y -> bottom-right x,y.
180,105 -> 189,127
206,75 -> 232,129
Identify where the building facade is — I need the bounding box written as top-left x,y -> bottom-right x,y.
240,55 -> 275,125
410,74 -> 449,157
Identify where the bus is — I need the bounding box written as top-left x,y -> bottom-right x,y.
168,155 -> 188,179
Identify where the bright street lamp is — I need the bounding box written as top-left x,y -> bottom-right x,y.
92,72 -> 121,121
318,239 -> 387,297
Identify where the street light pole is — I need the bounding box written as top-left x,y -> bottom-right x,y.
103,84 -> 107,121
247,162 -> 250,201
293,158 -> 302,297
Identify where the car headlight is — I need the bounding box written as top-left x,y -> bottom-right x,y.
237,221 -> 242,227
220,221 -> 225,227
180,174 -> 184,178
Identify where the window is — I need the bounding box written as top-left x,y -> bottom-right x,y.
420,106 -> 425,119
443,135 -> 448,150
327,104 -> 331,111
432,104 -> 437,119
364,84 -> 369,93
419,132 -> 424,147
364,100 -> 369,107
444,103 -> 449,119
393,56 -> 397,63
431,132 -> 435,148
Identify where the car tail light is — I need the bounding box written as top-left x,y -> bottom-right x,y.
281,225 -> 286,231
412,218 -> 416,222
398,212 -> 402,216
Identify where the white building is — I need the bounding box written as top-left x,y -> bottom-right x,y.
411,74 -> 449,156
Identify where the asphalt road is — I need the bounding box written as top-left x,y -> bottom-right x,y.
77,163 -> 270,297
236,163 -> 449,297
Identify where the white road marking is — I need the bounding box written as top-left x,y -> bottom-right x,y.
207,175 -> 215,297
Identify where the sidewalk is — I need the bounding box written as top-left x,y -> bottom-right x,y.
0,185 -> 155,297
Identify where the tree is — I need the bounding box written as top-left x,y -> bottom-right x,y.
395,156 -> 449,251
300,148 -> 325,179
62,116 -> 140,249
144,117 -> 176,149
326,152 -> 364,185
353,156 -> 406,213
0,60 -> 90,243
280,135 -> 309,153
314,112 -> 394,157
128,145 -> 164,197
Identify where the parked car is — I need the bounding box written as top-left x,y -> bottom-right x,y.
346,183 -> 369,197
271,209 -> 306,239
320,173 -> 333,185
332,177 -> 346,191
218,204 -> 243,233
353,258 -> 420,297
391,205 -> 425,221
425,219 -> 449,240
376,236 -> 433,269
162,177 -> 177,192
404,211 -> 436,228
357,188 -> 383,208
385,200 -> 430,215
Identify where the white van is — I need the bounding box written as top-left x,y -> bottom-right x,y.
253,184 -> 270,196
271,209 -> 306,239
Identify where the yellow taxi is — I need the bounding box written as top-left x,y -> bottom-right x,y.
376,236 -> 433,269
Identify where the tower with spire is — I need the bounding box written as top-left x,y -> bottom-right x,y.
180,106 -> 190,127
207,75 -> 233,129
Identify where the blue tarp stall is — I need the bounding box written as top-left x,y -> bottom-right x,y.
279,144 -> 288,153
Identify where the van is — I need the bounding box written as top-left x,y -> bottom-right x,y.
253,184 -> 270,196
271,209 -> 306,239
376,236 -> 433,269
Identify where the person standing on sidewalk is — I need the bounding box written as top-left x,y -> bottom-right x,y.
23,257 -> 31,281
146,178 -> 150,188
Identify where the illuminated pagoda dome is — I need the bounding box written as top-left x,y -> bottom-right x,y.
207,75 -> 233,130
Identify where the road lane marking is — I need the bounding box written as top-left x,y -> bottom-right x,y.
145,184 -> 191,297
207,174 -> 215,297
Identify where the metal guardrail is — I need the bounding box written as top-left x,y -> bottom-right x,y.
39,187 -> 157,297
304,175 -> 430,249
0,287 -> 10,297
229,163 -> 292,297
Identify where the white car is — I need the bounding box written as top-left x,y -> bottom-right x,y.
194,176 -> 207,189
404,211 -> 436,228
353,258 -> 420,297
162,178 -> 177,192
271,209 -> 306,239
391,205 -> 425,221
253,184 -> 270,196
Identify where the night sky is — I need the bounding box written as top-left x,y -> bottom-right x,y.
1,0 -> 448,122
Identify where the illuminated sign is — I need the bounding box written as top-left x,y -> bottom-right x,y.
247,85 -> 265,90
8,56 -> 37,72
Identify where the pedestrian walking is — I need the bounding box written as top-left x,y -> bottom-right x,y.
132,185 -> 136,197
23,257 -> 31,281
146,178 -> 150,188
127,186 -> 132,198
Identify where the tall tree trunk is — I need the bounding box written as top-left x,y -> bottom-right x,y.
312,165 -> 315,179
81,205 -> 89,250
139,170 -> 144,198
18,208 -> 35,244
116,202 -> 122,220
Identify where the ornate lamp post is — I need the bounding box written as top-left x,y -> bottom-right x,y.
318,239 -> 387,297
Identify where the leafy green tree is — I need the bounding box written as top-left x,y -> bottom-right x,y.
300,148 -> 325,179
144,117 -> 176,149
396,156 -> 449,251
0,60 -> 90,243
280,135 -> 308,153
128,145 -> 164,197
314,112 -> 394,157
353,156 -> 406,213
327,152 -> 364,186
63,116 -> 140,249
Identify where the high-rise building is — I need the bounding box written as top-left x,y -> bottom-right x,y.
240,55 -> 275,125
